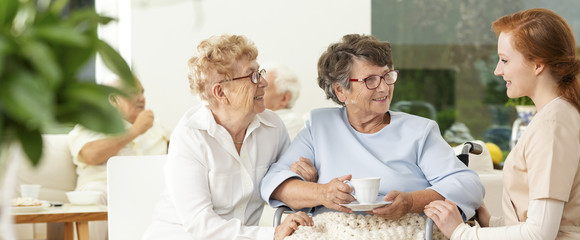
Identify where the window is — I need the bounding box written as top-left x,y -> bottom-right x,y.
372,0 -> 580,155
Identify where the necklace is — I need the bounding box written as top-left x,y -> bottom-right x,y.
234,141 -> 243,144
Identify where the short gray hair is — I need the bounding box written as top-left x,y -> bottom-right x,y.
266,65 -> 301,109
317,34 -> 392,106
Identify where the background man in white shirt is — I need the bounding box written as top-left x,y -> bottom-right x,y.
68,77 -> 169,240
263,65 -> 304,140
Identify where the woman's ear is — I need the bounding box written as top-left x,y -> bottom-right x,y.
280,91 -> 291,108
212,83 -> 229,104
534,61 -> 546,76
333,83 -> 347,103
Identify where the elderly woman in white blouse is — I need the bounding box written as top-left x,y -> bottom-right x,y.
143,34 -> 312,240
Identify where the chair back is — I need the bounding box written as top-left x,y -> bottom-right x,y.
107,155 -> 167,240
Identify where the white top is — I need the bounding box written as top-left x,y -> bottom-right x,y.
68,122 -> 169,188
145,106 -> 290,239
451,198 -> 564,239
274,109 -> 304,140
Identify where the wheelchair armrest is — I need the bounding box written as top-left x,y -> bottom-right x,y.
273,205 -> 294,227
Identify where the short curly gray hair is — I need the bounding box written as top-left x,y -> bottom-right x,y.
187,35 -> 258,104
317,34 -> 393,106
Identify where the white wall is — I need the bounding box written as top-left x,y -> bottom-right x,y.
99,0 -> 371,131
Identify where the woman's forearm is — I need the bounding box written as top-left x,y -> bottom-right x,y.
271,178 -> 324,209
409,189 -> 444,213
451,199 -> 564,240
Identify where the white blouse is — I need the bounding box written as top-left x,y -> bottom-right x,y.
144,106 -> 290,239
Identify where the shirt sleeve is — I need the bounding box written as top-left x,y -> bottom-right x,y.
525,119 -> 579,201
418,121 -> 485,220
450,198 -> 564,240
165,126 -> 274,239
67,124 -> 108,167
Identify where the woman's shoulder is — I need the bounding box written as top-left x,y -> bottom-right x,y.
309,107 -> 346,120
256,109 -> 285,128
535,99 -> 580,123
390,111 -> 435,126
177,105 -> 208,129
307,107 -> 345,125
310,107 -> 343,116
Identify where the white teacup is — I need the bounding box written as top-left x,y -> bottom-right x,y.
20,184 -> 41,199
347,177 -> 380,204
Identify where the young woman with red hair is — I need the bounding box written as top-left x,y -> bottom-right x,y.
425,8 -> 580,240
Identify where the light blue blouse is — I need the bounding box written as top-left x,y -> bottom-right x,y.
260,107 -> 484,219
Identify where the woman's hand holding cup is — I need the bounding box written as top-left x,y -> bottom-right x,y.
319,175 -> 354,213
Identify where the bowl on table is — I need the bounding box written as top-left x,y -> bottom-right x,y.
66,191 -> 102,205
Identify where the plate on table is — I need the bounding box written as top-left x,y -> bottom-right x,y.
11,201 -> 50,213
340,201 -> 392,211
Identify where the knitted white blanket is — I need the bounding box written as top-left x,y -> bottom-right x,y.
285,212 -> 447,240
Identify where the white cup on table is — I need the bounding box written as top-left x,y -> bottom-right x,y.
347,177 -> 380,204
20,184 -> 41,199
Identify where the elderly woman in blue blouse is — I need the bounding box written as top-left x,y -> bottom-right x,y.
260,34 -> 484,220
143,34 -> 312,240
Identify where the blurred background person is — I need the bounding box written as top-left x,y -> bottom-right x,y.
264,65 -> 304,140
68,76 -> 169,239
143,34 -> 312,240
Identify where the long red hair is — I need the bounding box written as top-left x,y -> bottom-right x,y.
492,8 -> 580,112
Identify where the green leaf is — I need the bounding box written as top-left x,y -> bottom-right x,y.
0,0 -> 19,26
34,25 -> 90,47
21,39 -> 62,89
0,37 -> 9,77
49,0 -> 69,15
16,125 -> 43,166
59,48 -> 96,80
59,104 -> 125,134
12,1 -> 37,35
57,83 -> 125,134
65,9 -> 106,30
63,83 -> 121,111
97,15 -> 115,25
0,71 -> 54,129
96,39 -> 135,87
0,113 -> 4,143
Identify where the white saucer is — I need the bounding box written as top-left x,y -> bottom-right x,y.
11,201 -> 50,213
340,201 -> 392,211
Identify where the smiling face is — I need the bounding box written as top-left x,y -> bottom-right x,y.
221,58 -> 267,115
336,58 -> 394,117
494,32 -> 538,99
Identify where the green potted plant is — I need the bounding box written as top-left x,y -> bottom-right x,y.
506,96 -> 536,125
0,0 -> 134,237
505,96 -> 534,107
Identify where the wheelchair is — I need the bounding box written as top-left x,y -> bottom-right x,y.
272,142 -> 483,240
